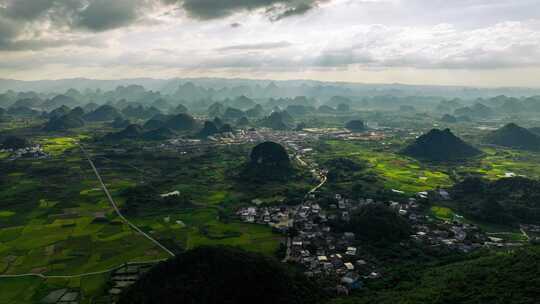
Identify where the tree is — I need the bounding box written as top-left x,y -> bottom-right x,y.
341,203 -> 411,244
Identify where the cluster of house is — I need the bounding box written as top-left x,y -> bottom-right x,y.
237,194 -> 384,295
237,188 -> 504,295
409,214 -> 488,252
237,205 -> 290,232
1,145 -> 48,161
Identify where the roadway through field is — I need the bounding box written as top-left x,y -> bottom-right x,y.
0,145 -> 174,280
79,144 -> 175,257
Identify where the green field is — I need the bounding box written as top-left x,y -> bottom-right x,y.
316,140 -> 540,194
317,140 -> 452,193
429,206 -> 455,221
0,136 -> 309,302
457,147 -> 540,180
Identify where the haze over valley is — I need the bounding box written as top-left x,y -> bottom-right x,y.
1,1 -> 540,304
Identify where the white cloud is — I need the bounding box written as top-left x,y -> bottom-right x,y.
1,0 -> 540,86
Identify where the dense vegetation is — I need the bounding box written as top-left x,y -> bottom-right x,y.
451,176 -> 540,225
119,246 -> 324,304
323,157 -> 367,182
332,246 -> 540,304
333,203 -> 411,244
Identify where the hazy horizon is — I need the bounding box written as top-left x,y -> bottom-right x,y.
1,0 -> 540,87
2,75 -> 540,90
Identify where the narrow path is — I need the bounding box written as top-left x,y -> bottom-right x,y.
79,144 -> 175,257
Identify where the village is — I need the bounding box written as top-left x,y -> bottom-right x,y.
0,144 -> 48,161
235,140 -> 523,295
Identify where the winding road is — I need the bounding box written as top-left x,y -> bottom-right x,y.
282,154 -> 327,262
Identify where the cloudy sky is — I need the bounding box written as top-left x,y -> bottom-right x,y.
1,0 -> 540,86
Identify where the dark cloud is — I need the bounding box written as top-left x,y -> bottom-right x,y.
170,0 -> 325,20
271,2 -> 314,20
75,0 -> 142,31
0,0 -> 149,33
0,17 -> 18,49
3,0 -> 56,20
218,41 -> 292,51
0,0 -> 150,50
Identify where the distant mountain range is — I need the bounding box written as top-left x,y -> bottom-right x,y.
2,77 -> 540,99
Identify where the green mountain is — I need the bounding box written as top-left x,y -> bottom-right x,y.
122,105 -> 161,119
84,105 -> 122,122
318,105 -> 336,114
110,117 -> 131,129
245,104 -> 264,118
119,246 -> 323,304
143,114 -> 171,130
7,106 -> 40,117
345,120 -> 366,132
142,127 -> 175,141
241,141 -> 294,182
44,113 -> 85,131
402,129 -> 481,161
236,116 -> 250,127
454,103 -> 494,119
69,106 -> 84,117
41,94 -> 77,110
104,124 -> 175,142
262,111 -> 295,130
251,142 -> 290,167
198,121 -> 219,138
165,113 -> 197,131
229,95 -> 256,110
207,102 -> 225,117
485,123 -> 540,151
103,124 -> 143,141
47,105 -> 71,119
440,114 -> 457,123
223,107 -> 245,120
171,103 -> 188,114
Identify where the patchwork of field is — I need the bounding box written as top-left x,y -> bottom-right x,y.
457,147 -> 540,180
317,140 -> 540,194
0,137 -> 304,302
